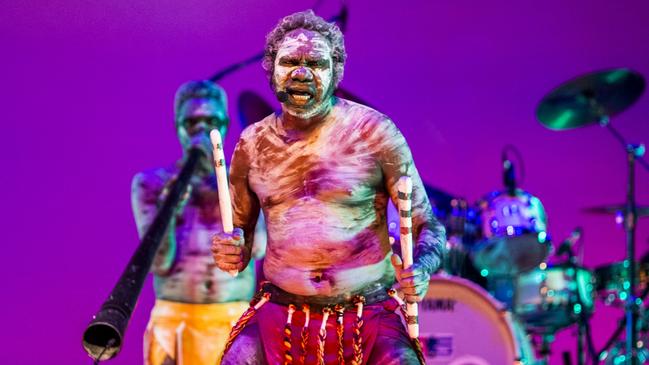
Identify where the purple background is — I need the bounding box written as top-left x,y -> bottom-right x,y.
2,1 -> 649,364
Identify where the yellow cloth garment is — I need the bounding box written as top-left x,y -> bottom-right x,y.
144,299 -> 249,365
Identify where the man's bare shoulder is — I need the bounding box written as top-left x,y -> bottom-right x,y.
239,112 -> 278,143
335,97 -> 398,140
131,165 -> 177,194
335,97 -> 393,128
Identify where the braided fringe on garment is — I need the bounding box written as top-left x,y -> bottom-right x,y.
219,293 -> 271,363
283,305 -> 296,365
334,305 -> 345,365
410,337 -> 427,365
300,305 -> 310,364
316,307 -> 332,365
388,290 -> 427,365
350,296 -> 365,365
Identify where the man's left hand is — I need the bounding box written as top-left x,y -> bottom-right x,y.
391,254 -> 430,303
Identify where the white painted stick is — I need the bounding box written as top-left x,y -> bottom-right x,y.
397,176 -> 418,338
209,129 -> 238,276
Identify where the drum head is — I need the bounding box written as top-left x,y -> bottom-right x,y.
473,234 -> 550,275
420,275 -> 533,364
472,190 -> 550,275
515,266 -> 595,332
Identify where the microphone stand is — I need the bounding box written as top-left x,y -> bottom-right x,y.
598,115 -> 647,365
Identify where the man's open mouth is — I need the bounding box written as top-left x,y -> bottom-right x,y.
286,88 -> 315,103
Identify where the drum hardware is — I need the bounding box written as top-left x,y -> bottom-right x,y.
554,227 -> 583,266
536,333 -> 555,365
583,205 -> 649,218
556,229 -> 599,365
538,67 -> 647,365
570,263 -> 599,365
597,282 -> 649,364
601,338 -> 649,365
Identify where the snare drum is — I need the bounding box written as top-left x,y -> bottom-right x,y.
515,265 -> 595,332
420,275 -> 535,364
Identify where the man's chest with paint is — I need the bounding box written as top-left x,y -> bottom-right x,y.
249,140 -> 383,208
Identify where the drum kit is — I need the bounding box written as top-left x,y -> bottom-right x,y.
412,68 -> 649,365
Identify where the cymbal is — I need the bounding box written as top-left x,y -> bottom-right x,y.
583,204 -> 649,217
537,68 -> 645,130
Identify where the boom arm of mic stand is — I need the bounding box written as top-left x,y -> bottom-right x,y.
82,147 -> 205,361
209,11 -> 347,82
210,53 -> 263,82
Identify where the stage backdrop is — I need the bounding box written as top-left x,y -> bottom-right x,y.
2,1 -> 648,364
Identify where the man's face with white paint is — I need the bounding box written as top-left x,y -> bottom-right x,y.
176,98 -> 228,151
272,29 -> 335,119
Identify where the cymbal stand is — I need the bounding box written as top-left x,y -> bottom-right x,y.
599,117 -> 649,172
537,333 -> 555,365
598,116 -> 647,365
597,277 -> 649,361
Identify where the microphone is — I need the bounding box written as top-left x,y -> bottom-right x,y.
556,227 -> 583,257
502,152 -> 516,196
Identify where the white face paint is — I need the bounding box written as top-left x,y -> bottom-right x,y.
177,98 -> 228,150
272,29 -> 334,119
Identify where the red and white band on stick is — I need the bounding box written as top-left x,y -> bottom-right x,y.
397,176 -> 419,339
209,129 -> 238,277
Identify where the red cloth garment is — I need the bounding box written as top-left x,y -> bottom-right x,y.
253,299 -> 403,365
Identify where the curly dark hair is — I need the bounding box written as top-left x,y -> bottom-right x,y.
173,80 -> 228,126
263,10 -> 346,87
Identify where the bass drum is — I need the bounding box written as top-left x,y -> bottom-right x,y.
419,275 -> 536,364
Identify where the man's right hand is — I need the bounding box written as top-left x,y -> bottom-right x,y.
211,227 -> 247,272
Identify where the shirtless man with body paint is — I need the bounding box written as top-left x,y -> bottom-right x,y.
132,81 -> 264,365
212,11 -> 445,365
